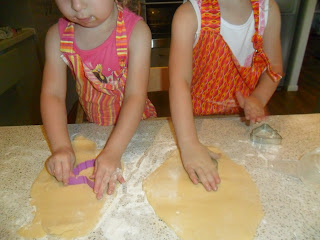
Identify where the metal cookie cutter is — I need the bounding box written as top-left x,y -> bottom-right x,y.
250,123 -> 282,145
68,159 -> 95,188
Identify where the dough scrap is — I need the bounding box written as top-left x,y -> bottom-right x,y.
18,136 -> 105,239
143,148 -> 264,240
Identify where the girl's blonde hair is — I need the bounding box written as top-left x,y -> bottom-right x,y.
118,0 -> 141,14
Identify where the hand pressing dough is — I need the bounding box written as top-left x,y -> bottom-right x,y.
143,147 -> 264,240
18,136 -> 105,239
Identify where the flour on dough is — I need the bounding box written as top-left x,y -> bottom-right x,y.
143,147 -> 264,240
18,136 -> 106,239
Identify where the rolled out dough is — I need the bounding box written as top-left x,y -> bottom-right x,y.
18,136 -> 106,239
143,148 -> 264,240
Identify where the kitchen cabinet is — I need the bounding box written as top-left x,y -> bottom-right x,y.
275,0 -> 301,88
0,28 -> 42,125
284,0 -> 318,91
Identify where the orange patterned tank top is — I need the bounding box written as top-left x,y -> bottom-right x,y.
191,0 -> 282,115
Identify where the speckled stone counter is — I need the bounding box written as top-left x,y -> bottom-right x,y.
1,114 -> 319,239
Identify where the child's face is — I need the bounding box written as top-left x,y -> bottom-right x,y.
55,0 -> 114,27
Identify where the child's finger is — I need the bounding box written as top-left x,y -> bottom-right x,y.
90,160 -> 99,179
93,168 -> 103,194
185,167 -> 199,185
208,150 -> 221,161
256,117 -> 262,123
61,161 -> 71,185
98,174 -> 111,200
69,157 -> 75,177
235,91 -> 245,108
117,174 -> 125,184
214,173 -> 221,185
113,167 -> 125,184
196,168 -> 212,191
107,178 -> 116,195
69,171 -> 75,178
208,179 -> 218,191
204,171 -> 218,191
54,163 -> 63,182
46,161 -> 54,175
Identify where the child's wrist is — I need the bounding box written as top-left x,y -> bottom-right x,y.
251,93 -> 267,107
52,145 -> 73,154
179,138 -> 201,151
100,147 -> 122,159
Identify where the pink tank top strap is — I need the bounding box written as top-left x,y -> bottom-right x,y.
116,5 -> 128,69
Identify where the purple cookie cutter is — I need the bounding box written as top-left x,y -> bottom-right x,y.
68,159 -> 95,188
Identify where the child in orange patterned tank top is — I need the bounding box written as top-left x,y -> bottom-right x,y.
169,0 -> 283,191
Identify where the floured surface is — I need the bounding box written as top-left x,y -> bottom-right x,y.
97,141 -> 180,240
18,136 -> 105,239
143,148 -> 264,240
1,116 -> 320,240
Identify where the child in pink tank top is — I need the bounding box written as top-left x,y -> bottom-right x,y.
57,8 -> 142,87
41,0 -> 156,199
169,0 -> 283,192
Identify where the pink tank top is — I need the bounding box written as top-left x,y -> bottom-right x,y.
58,9 -> 140,83
58,7 -> 157,125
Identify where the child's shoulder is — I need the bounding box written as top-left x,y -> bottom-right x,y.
122,8 -> 150,41
46,22 -> 60,42
268,0 -> 281,15
173,2 -> 197,30
45,18 -> 70,49
176,1 -> 197,16
265,0 -> 281,28
123,8 -> 143,26
44,23 -> 62,57
46,18 -> 69,42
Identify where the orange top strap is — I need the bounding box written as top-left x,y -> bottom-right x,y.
200,0 -> 260,33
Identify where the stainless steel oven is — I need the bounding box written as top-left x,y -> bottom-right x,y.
140,0 -> 183,67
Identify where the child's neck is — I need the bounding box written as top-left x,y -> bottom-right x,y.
74,4 -> 118,50
218,0 -> 253,25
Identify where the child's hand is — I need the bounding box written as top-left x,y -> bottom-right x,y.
236,91 -> 266,123
46,147 -> 76,185
90,152 -> 125,200
180,143 -> 221,191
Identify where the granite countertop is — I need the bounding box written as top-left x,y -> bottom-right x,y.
0,114 -> 319,239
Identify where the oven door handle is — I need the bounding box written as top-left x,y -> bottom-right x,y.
140,1 -> 183,5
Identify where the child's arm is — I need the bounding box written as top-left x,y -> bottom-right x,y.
236,0 -> 283,123
41,24 -> 75,185
91,20 -> 152,199
169,3 -> 220,192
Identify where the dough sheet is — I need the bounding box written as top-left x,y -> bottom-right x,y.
18,136 -> 105,238
143,147 -> 264,240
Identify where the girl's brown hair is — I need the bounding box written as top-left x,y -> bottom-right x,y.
118,0 -> 141,14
